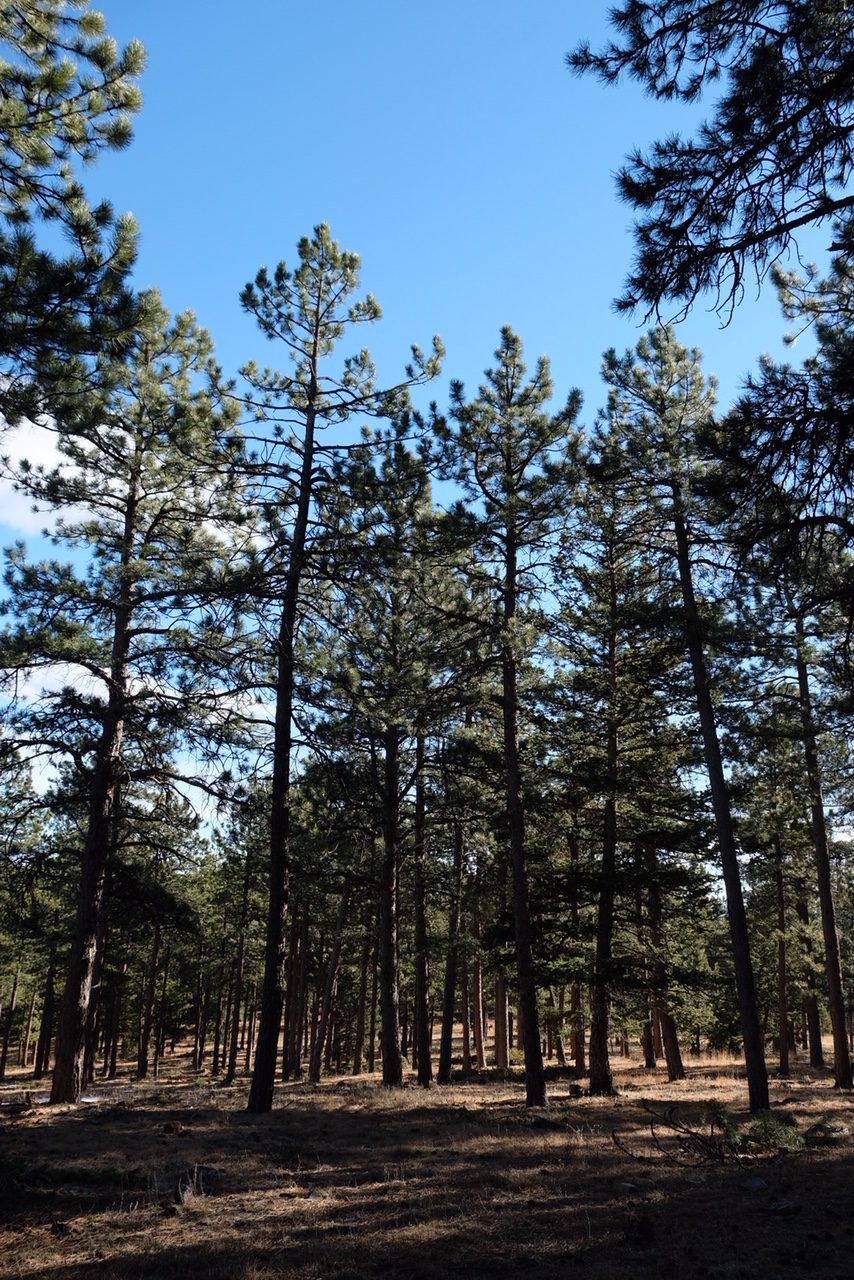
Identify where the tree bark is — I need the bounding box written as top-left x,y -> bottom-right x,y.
672,500 -> 768,1111
412,736 -> 433,1085
309,880 -> 350,1084
137,925 -> 161,1080
793,614 -> 853,1089
438,818 -> 464,1084
378,727 -> 404,1086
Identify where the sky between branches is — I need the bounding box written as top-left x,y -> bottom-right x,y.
0,0 -> 829,539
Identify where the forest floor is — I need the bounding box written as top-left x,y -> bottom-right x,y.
1,1048 -> 853,1280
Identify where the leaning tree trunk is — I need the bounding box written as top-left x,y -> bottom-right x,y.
50,462 -> 140,1106
793,614 -> 853,1090
50,728 -> 124,1104
672,499 -> 768,1112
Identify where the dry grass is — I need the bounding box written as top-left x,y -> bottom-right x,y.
1,1047 -> 852,1279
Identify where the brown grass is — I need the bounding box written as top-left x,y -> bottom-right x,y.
1,1047 -> 852,1279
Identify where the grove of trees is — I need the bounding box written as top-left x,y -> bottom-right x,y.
2,1 -> 854,1117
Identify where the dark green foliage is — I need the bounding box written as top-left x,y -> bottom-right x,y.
570,2 -> 854,318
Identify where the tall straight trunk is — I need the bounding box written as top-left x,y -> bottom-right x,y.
413,736 -> 433,1086
105,958 -> 127,1079
460,940 -> 473,1072
226,861 -> 252,1085
378,728 -> 404,1086
589,790 -> 617,1095
438,819 -> 464,1084
671,501 -> 768,1111
197,971 -> 211,1072
34,941 -> 58,1080
309,880 -> 350,1084
496,512 -> 546,1104
281,907 -> 302,1080
248,380 -> 319,1114
546,987 -> 567,1066
292,913 -> 310,1079
567,826 -> 586,1076
137,925 -> 162,1080
152,944 -> 171,1081
646,851 -> 685,1082
367,940 -> 379,1073
493,853 -> 509,1069
774,846 -> 790,1077
51,458 -> 142,1106
795,890 -> 825,1067
245,983 -> 257,1073
192,962 -> 205,1072
0,968 -> 19,1080
21,989 -> 36,1069
502,623 -> 546,1104
471,919 -> 487,1070
590,580 -> 619,1097
793,614 -> 853,1089
352,911 -> 372,1076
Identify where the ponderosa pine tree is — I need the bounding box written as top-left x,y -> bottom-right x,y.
0,295 -> 242,1102
436,328 -> 582,1106
570,2 -> 854,319
240,226 -> 442,1112
0,1 -> 145,424
601,327 -> 770,1111
552,419 -> 693,1093
308,429 -> 464,1086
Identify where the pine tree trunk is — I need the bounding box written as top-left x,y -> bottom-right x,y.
672,501 -> 768,1111
774,847 -> 790,1077
137,926 -> 161,1080
503,633 -> 546,1104
646,859 -> 685,1082
471,946 -> 486,1071
226,863 -> 252,1085
413,737 -> 433,1086
34,942 -> 57,1081
796,890 -> 825,1067
309,881 -> 350,1084
438,819 -> 464,1084
793,615 -> 853,1089
0,968 -> 19,1081
367,939 -> 379,1074
352,913 -> 372,1077
590,601 -> 619,1097
51,461 -> 141,1105
249,390 -> 319,1114
21,989 -> 36,1069
152,944 -> 170,1081
547,987 -> 567,1066
459,927 -> 472,1071
378,728 -> 404,1086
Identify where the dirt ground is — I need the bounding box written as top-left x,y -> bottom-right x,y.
2,1049 -> 853,1280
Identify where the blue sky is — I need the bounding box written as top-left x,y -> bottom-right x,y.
0,1 -> 831,537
